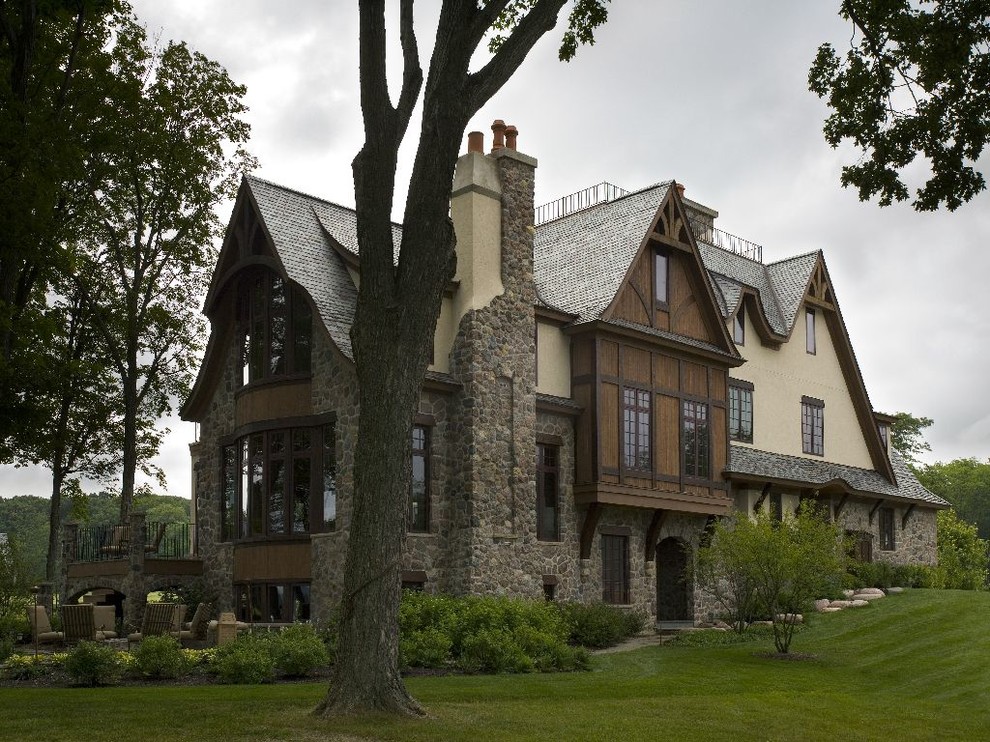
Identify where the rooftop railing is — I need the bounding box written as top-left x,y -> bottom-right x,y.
689,216 -> 763,262
534,181 -> 630,225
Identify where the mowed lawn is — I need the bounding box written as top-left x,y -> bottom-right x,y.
4,589 -> 988,741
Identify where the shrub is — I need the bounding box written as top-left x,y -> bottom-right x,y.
210,635 -> 275,684
270,624 -> 329,677
132,635 -> 189,679
65,641 -> 123,686
400,627 -> 452,669
558,602 -> 636,649
458,628 -> 532,674
936,509 -> 989,590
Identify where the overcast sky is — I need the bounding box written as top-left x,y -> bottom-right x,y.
3,1 -> 987,501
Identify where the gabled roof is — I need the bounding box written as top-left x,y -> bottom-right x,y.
245,176 -> 367,359
534,183 -> 671,321
726,445 -> 949,508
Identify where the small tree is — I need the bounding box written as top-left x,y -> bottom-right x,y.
697,504 -> 847,653
936,509 -> 989,590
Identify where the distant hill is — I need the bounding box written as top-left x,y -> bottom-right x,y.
0,492 -> 190,582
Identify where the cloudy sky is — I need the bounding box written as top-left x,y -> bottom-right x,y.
3,0 -> 988,500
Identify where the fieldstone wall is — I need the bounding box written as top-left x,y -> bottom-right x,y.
838,498 -> 938,566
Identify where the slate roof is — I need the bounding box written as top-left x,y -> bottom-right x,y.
726,445 -> 949,507
533,183 -> 671,321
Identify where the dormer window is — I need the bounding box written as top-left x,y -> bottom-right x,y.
238,269 -> 312,386
654,250 -> 669,306
733,305 -> 745,345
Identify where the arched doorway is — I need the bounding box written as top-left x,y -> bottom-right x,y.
656,537 -> 690,623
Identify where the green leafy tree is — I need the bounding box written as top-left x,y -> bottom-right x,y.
888,411 -> 933,467
697,505 -> 847,653
76,13 -> 255,521
320,0 -> 609,718
809,0 -> 990,211
0,495 -> 50,581
917,458 -> 990,539
0,0 -> 118,458
935,508 -> 989,589
0,534 -> 32,617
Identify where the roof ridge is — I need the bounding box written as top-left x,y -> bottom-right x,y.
246,175 -> 403,230
766,248 -> 821,267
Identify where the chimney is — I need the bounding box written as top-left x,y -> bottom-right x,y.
467,130 -> 484,154
504,125 -> 518,151
491,119 -> 506,152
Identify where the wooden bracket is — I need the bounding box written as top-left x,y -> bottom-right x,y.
753,483 -> 771,513
833,494 -> 848,520
579,503 -> 602,560
869,499 -> 884,525
644,509 -> 668,561
901,504 -> 916,529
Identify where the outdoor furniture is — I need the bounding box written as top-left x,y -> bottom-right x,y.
144,523 -> 168,554
27,605 -> 64,644
99,525 -> 129,557
62,604 -> 97,644
93,605 -> 118,639
172,602 -> 210,642
127,602 -> 178,646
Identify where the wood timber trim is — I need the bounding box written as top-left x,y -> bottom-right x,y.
579,503 -> 603,559
644,509 -> 668,561
753,482 -> 772,513
901,504 -> 916,529
574,483 -> 732,515
869,498 -> 884,525
833,493 -> 849,519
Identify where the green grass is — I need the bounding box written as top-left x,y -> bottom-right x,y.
4,589 -> 988,741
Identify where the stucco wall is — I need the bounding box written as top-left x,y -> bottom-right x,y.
536,320 -> 571,398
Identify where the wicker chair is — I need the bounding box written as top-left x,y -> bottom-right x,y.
27,605 -> 64,644
172,602 -> 210,642
62,604 -> 97,644
127,602 -> 178,646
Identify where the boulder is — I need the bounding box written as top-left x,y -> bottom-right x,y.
857,587 -> 885,596
851,592 -> 885,601
814,599 -> 831,612
887,587 -> 905,594
842,589 -> 856,598
821,607 -> 842,613
829,600 -> 852,609
775,613 -> 803,624
849,599 -> 870,608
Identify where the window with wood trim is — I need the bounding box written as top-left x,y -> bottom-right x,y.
537,443 -> 560,541
235,582 -> 311,623
805,308 -> 816,355
682,400 -> 710,477
879,507 -> 896,550
409,425 -> 430,532
238,269 -> 312,386
878,422 -> 889,451
225,422 -> 334,541
601,534 -> 630,604
622,388 -> 652,470
801,397 -> 825,456
654,250 -> 669,305
728,380 -> 754,443
733,305 -> 745,345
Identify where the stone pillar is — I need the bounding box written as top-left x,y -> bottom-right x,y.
122,512 -> 147,629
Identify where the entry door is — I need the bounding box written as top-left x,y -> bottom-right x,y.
656,537 -> 690,622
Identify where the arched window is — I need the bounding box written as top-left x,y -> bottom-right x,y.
238,269 -> 312,386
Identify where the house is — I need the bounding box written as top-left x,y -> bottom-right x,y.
179,121 -> 947,626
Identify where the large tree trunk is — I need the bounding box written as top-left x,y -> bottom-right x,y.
46,466 -> 64,582
119,374 -> 138,523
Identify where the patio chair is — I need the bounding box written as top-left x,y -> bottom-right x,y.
27,605 -> 64,645
172,602 -> 210,642
62,604 -> 97,644
127,602 -> 179,647
144,523 -> 168,554
99,525 -> 129,557
93,605 -> 118,639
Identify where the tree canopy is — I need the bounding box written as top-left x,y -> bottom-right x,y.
888,410 -> 934,466
809,0 -> 990,211
916,457 -> 990,539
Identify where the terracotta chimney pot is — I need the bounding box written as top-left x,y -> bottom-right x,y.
505,125 -> 518,150
467,131 -> 484,154
491,119 -> 506,151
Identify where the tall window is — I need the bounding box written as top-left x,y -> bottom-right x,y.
801,397 -> 825,456
622,388 -> 651,470
239,270 -> 312,386
537,443 -> 560,541
733,305 -> 745,345
409,425 -> 430,532
601,534 -> 630,604
728,380 -> 754,443
879,507 -> 896,550
682,400 -> 710,477
805,308 -> 816,355
654,250 -> 669,305
878,422 -> 889,451
224,421 -> 334,541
